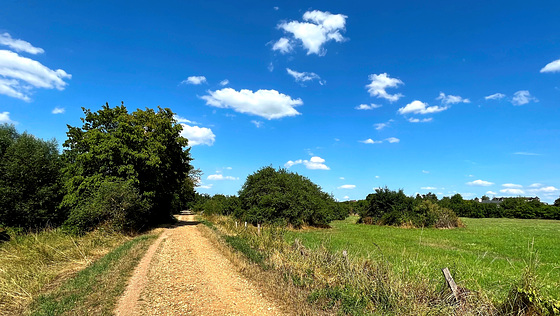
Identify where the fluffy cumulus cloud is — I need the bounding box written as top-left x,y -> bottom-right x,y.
502,183 -> 523,188
286,68 -> 324,85
201,88 -> 302,120
500,188 -> 525,195
486,191 -> 497,195
540,58 -> 560,73
182,76 -> 207,85
366,73 -> 403,102
485,93 -> 506,100
337,184 -> 356,189
272,37 -> 293,54
274,10 -> 347,56
180,124 -> 215,146
355,103 -> 382,110
0,48 -> 71,101
526,183 -> 559,194
219,79 -> 229,86
284,156 -> 330,170
0,111 -> 15,124
0,33 -> 44,54
511,90 -> 537,106
436,92 -> 470,105
398,100 -> 448,115
207,174 -> 239,181
52,107 -> 65,114
466,179 -> 494,186
408,117 -> 432,123
360,137 -> 399,144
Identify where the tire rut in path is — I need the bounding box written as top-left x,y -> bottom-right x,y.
115,215 -> 285,316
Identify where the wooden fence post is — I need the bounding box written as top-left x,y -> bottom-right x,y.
442,267 -> 459,303
257,223 -> 261,235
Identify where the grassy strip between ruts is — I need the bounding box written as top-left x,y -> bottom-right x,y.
202,214 -> 560,315
27,233 -> 158,316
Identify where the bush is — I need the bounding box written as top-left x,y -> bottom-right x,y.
63,180 -> 150,234
359,187 -> 461,228
237,166 -> 344,227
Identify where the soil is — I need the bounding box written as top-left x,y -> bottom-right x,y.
115,215 -> 285,316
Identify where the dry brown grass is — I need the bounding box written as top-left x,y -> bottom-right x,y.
0,228 -> 131,315
200,215 -> 498,315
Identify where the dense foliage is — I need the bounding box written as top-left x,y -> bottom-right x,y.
359,187 -> 462,228
61,103 -> 195,233
438,194 -> 560,220
237,166 -> 346,227
0,124 -> 64,228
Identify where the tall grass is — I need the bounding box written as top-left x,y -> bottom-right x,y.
204,214 -> 559,315
0,228 -> 129,315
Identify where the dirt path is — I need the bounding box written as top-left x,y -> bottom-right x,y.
115,215 -> 285,316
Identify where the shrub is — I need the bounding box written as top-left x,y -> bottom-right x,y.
63,180 -> 150,234
237,166 -> 344,227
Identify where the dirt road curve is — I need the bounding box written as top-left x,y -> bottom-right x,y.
115,215 -> 285,316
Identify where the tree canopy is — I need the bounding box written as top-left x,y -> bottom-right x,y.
237,166 -> 345,227
61,103 -> 194,232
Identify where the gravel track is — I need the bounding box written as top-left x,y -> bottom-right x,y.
115,215 -> 285,316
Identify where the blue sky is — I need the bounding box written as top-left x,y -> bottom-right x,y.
1,1 -> 559,202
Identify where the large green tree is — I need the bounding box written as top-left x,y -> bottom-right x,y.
0,124 -> 63,228
61,103 -> 194,232
237,166 -> 344,227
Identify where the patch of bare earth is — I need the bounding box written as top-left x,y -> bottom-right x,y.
115,215 -> 285,316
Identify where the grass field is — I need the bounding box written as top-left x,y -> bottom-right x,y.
285,216 -> 560,302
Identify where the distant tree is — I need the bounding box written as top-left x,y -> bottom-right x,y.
237,166 -> 343,227
0,124 -> 64,228
61,103 -> 194,232
481,195 -> 490,201
554,196 -> 560,208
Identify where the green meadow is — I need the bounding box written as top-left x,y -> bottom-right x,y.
285,216 -> 560,301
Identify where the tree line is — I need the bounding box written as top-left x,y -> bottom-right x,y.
0,103 -> 197,234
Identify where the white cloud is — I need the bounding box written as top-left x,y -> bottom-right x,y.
343,195 -> 349,199
174,115 -> 200,125
272,37 -> 294,54
0,50 -> 71,101
275,10 -> 347,56
366,73 -> 403,102
527,185 -> 558,193
181,76 -> 207,85
52,107 -> 65,114
436,92 -> 470,105
502,183 -> 523,188
467,179 -> 494,186
274,6 -> 279,11
529,183 -> 543,188
486,191 -> 497,195
201,88 -> 302,120
338,184 -> 356,189
268,62 -> 274,72
408,117 -> 432,123
286,68 -> 324,85
207,174 -> 239,181
511,90 -> 537,106
422,170 -> 430,174
180,124 -> 215,146
0,111 -> 15,124
540,59 -> 560,73
0,33 -> 44,54
360,138 -> 382,144
485,93 -> 506,100
386,137 -> 400,143
339,177 -> 345,180
198,184 -> 213,189
421,186 -> 437,190
398,100 -> 448,115
513,152 -> 540,156
374,120 -> 394,130
355,103 -> 382,110
284,156 -> 330,170
500,188 -> 525,195
251,120 -> 263,128
219,79 -> 229,86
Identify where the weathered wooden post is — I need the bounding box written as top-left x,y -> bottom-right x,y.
442,267 -> 459,303
244,221 -> 247,229
257,223 -> 261,236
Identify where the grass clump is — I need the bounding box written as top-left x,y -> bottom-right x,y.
0,228 -> 129,315
29,233 -> 157,315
